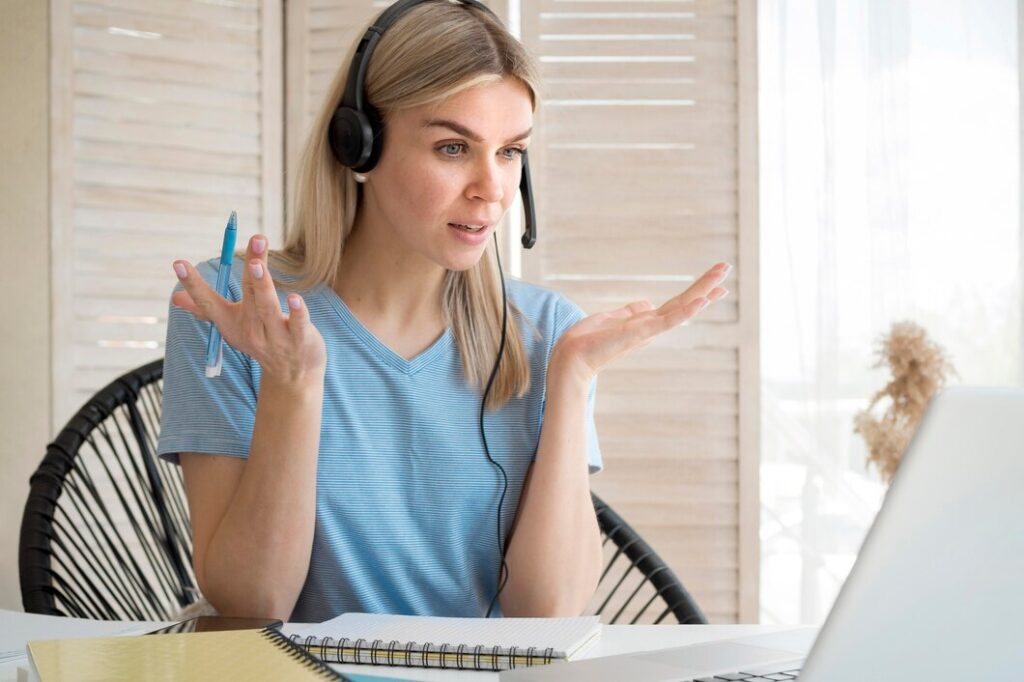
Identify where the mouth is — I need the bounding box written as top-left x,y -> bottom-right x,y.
448,222 -> 489,233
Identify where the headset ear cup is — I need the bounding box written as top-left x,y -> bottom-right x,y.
355,104 -> 385,174
329,106 -> 374,169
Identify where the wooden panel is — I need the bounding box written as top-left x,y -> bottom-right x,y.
75,51 -> 261,94
522,0 -> 755,623
77,0 -> 259,25
75,97 -> 262,136
72,27 -> 259,69
735,0 -> 760,623
73,5 -> 261,46
74,141 -> 261,176
51,0 -> 283,430
73,72 -> 261,112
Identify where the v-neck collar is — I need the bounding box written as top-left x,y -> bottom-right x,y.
318,285 -> 454,375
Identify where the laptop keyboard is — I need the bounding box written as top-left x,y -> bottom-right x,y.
686,666 -> 802,681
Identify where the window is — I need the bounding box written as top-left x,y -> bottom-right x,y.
759,0 -> 1020,623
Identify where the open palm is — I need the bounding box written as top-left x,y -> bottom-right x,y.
552,262 -> 731,382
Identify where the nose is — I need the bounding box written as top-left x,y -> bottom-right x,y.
467,157 -> 505,204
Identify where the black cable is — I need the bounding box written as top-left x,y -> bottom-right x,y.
482,231 -> 510,618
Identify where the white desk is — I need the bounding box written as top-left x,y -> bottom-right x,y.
0,615 -> 808,682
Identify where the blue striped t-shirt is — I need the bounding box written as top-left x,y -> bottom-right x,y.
157,258 -> 602,622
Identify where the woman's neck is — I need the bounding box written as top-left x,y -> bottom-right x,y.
332,218 -> 448,333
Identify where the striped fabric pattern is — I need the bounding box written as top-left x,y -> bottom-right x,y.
158,258 -> 601,621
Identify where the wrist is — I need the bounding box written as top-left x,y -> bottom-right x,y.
547,346 -> 594,393
259,370 -> 325,400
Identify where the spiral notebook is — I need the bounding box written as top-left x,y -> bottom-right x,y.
28,627 -> 350,681
289,612 -> 602,672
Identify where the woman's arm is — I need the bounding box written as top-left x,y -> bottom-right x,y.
499,353 -> 603,617
501,262 -> 732,617
181,374 -> 323,621
171,234 -> 327,620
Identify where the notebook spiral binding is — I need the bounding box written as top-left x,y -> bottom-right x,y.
261,628 -> 345,680
289,634 -> 557,671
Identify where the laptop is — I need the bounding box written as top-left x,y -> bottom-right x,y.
502,386 -> 1024,681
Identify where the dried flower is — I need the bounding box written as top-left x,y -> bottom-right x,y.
853,321 -> 957,483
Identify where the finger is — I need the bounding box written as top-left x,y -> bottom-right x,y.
240,235 -> 274,336
247,255 -> 287,337
602,309 -> 628,319
626,299 -> 655,315
708,286 -> 729,302
658,263 -> 732,315
172,260 -> 227,325
602,300 -> 652,320
691,262 -> 731,295
250,234 -> 268,258
638,296 -> 709,338
286,293 -> 310,341
573,299 -> 651,333
170,290 -> 208,321
240,235 -> 266,302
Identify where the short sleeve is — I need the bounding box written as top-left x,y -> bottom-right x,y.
157,259 -> 257,465
547,296 -> 603,475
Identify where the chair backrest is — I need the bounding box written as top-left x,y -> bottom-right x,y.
590,494 -> 707,624
19,359 -> 198,619
22,359 -> 707,625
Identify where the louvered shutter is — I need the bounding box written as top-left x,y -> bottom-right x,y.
520,0 -> 759,623
51,0 -> 283,430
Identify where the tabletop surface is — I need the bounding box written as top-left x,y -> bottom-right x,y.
0,612 -> 810,682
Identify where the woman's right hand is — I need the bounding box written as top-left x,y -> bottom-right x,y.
171,234 -> 327,386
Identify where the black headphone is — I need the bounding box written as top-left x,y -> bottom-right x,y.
327,0 -> 537,249
329,0 -> 536,617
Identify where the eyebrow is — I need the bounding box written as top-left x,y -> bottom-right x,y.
423,118 -> 532,145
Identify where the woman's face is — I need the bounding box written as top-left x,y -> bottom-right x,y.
359,76 -> 533,272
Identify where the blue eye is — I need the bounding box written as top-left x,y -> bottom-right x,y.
502,147 -> 525,161
437,143 -> 525,161
439,143 -> 465,157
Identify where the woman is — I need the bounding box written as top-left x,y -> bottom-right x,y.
159,0 -> 730,623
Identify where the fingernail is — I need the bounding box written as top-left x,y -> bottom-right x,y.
252,237 -> 266,255
173,262 -> 187,279
698,298 -> 710,311
720,263 -> 733,277
288,295 -> 302,310
250,262 -> 264,279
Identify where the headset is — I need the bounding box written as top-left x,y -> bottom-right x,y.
327,0 -> 536,617
328,0 -> 536,249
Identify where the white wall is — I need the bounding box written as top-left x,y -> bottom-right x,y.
0,0 -> 50,611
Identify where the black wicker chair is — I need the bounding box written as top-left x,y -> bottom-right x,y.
590,494 -> 706,624
21,359 -> 706,624
19,359 -> 198,619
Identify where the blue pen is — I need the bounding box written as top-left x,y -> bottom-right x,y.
204,211 -> 237,378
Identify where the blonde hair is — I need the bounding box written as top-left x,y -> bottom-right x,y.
270,1 -> 540,410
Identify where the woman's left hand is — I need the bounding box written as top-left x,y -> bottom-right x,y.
550,262 -> 732,385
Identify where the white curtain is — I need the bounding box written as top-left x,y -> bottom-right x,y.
758,0 -> 1020,624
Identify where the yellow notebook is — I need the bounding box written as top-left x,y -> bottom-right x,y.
28,628 -> 345,681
